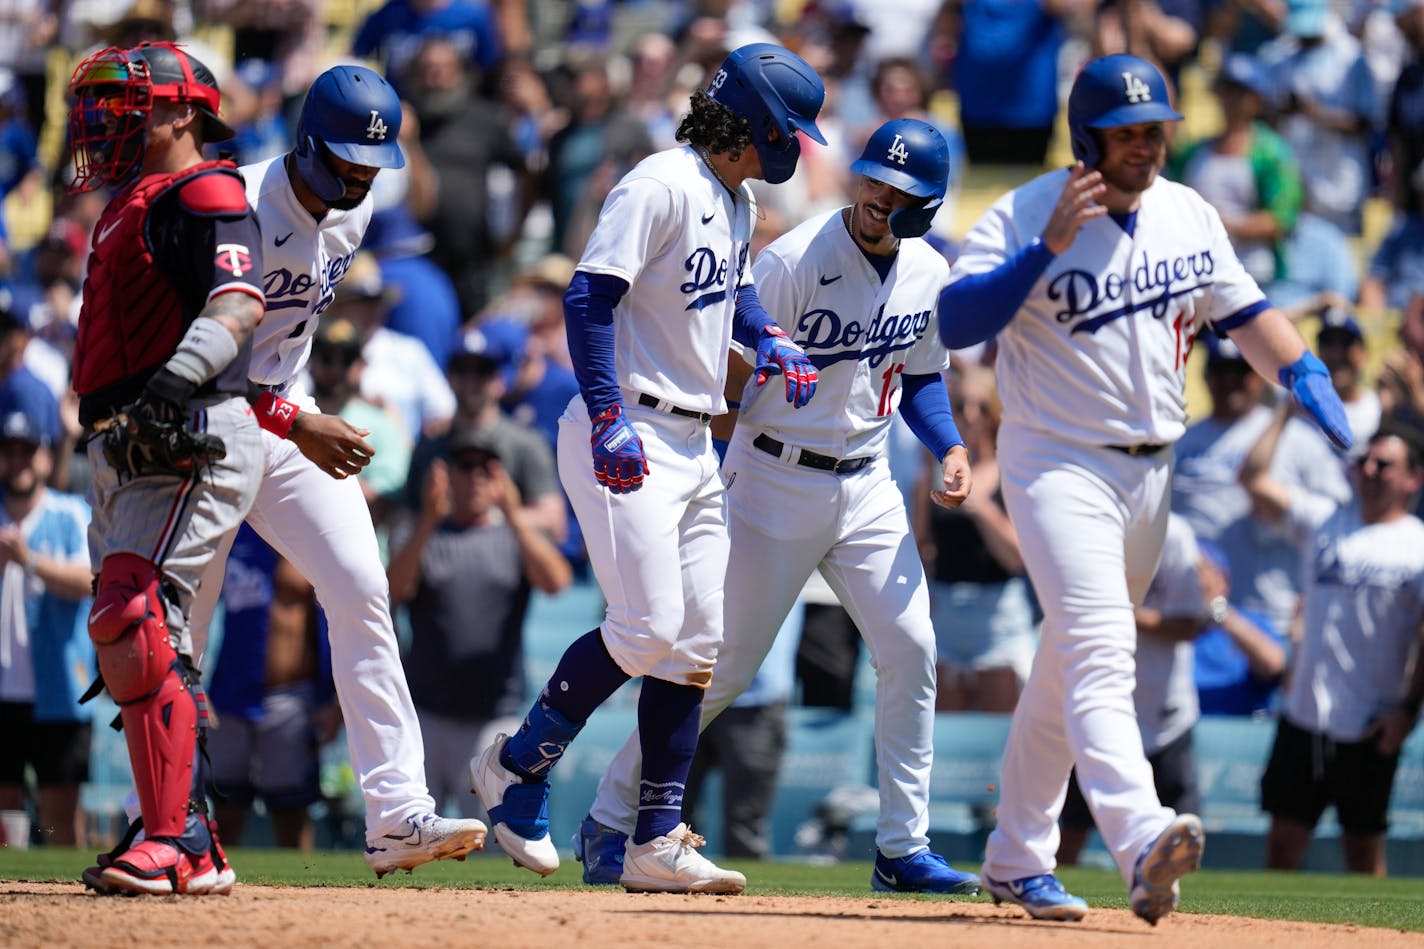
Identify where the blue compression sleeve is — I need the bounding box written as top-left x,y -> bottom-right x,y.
938,237 -> 1056,349
732,284 -> 777,348
564,270 -> 630,417
900,372 -> 963,461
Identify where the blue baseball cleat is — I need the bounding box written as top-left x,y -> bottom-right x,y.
982,873 -> 1088,921
1130,813 -> 1205,925
571,815 -> 627,885
870,849 -> 981,895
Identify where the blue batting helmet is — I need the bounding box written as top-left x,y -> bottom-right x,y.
1067,54 -> 1182,167
707,43 -> 827,184
849,118 -> 949,238
295,65 -> 404,203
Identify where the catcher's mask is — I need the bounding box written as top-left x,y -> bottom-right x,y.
68,47 -> 152,193
68,42 -> 232,194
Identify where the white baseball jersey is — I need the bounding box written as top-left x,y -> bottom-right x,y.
241,156 -> 371,389
735,208 -> 950,458
950,169 -> 1265,447
586,214 -> 953,857
1282,492 -> 1424,741
577,146 -> 756,414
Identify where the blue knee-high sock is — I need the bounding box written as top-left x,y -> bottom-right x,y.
633,677 -> 704,844
502,628 -> 631,780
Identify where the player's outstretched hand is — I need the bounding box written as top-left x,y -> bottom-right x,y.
755,326 -> 818,408
930,444 -> 972,509
1042,161 -> 1108,256
290,412 -> 375,480
590,405 -> 648,493
1278,351 -> 1353,452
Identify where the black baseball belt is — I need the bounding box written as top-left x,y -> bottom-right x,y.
637,393 -> 712,424
1106,442 -> 1169,457
753,433 -> 873,474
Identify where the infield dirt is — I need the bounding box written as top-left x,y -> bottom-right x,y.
3,882 -> 1423,947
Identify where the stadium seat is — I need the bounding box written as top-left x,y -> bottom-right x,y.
767,707 -> 876,857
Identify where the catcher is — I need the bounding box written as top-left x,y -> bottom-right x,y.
69,42 -> 266,895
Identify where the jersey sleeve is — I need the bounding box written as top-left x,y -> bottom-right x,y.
155,185 -> 265,307
946,194 -> 1019,282
576,175 -> 678,285
1282,487 -> 1339,547
904,258 -> 953,375
740,247 -> 800,364
1198,198 -> 1265,329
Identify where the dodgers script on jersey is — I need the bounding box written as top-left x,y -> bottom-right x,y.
576,147 -> 757,414
950,169 -> 1264,446
241,156 -> 371,389
736,208 -> 949,458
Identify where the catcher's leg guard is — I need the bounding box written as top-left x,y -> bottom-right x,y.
89,553 -> 197,840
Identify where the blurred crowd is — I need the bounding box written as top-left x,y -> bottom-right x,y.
0,0 -> 1422,872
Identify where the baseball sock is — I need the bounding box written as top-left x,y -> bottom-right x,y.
501,628 -> 631,780
633,677 -> 703,844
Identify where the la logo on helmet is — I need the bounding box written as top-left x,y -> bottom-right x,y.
886,134 -> 909,166
1122,72 -> 1152,103
366,110 -> 388,141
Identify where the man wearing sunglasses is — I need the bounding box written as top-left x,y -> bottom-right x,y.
1241,405 -> 1424,876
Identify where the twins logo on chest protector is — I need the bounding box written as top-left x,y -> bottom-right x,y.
795,304 -> 932,369
264,250 -> 356,336
1049,247 -> 1215,336
680,243 -> 748,312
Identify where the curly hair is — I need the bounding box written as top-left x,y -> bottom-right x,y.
676,90 -> 753,156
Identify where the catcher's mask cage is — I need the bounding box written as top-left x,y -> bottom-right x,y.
68,47 -> 153,193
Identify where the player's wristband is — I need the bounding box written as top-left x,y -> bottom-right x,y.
254,390 -> 300,439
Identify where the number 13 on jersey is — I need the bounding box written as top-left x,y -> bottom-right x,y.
878,361 -> 905,416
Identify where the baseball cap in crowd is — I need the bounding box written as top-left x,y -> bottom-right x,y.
311,316 -> 364,364
334,251 -> 400,306
363,207 -> 436,259
449,320 -> 529,381
1201,333 -> 1248,367
1217,54 -> 1277,106
0,409 -> 49,448
1318,305 -> 1365,346
1284,0 -> 1328,37
512,254 -> 576,294
447,426 -> 502,463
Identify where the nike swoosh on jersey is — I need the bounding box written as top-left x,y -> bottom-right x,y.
819,274 -> 842,285
701,212 -> 715,224
96,218 -> 124,246
275,232 -> 293,246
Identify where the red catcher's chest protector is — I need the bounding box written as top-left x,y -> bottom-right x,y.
73,159 -> 240,395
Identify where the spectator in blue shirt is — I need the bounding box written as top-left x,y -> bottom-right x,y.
352,0 -> 502,93
0,408 -> 93,847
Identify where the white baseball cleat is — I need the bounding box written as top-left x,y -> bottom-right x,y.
619,823 -> 747,894
363,813 -> 487,878
469,734 -> 560,876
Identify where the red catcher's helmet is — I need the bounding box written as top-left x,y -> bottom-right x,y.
68,42 -> 233,193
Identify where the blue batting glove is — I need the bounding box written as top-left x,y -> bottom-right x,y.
754,326 -> 818,409
1279,351 -> 1353,452
590,404 -> 648,493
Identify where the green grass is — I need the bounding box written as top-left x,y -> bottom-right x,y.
3,848 -> 1423,932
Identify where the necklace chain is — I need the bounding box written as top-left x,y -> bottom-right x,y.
697,146 -> 737,196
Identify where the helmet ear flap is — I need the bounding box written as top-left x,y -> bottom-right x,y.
294,133 -> 346,203
1070,126 -> 1101,167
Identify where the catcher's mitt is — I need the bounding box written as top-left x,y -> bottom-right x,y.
99,398 -> 227,479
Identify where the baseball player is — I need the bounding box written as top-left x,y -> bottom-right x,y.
67,42 -> 266,895
574,119 -> 981,896
470,42 -> 823,893
192,66 -> 486,877
938,54 -> 1353,924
